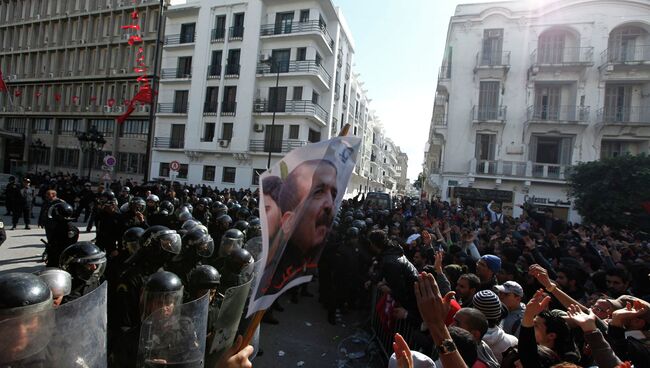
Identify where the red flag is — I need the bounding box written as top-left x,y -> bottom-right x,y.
35,91 -> 42,98
107,98 -> 116,107
54,93 -> 61,102
0,71 -> 7,93
72,95 -> 79,104
14,89 -> 22,97
116,85 -> 155,124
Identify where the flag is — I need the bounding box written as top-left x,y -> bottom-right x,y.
0,71 -> 7,93
246,136 -> 360,316
14,89 -> 21,97
116,84 -> 155,124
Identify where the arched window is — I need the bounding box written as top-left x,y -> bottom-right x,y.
538,30 -> 570,63
608,26 -> 647,62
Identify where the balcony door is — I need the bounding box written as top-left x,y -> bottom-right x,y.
180,23 -> 195,43
605,85 -> 631,122
274,12 -> 294,34
264,125 -> 283,152
609,27 -> 642,62
177,56 -> 192,78
475,134 -> 496,161
271,49 -> 291,73
481,29 -> 503,65
173,90 -> 188,113
170,124 -> 185,148
538,31 -> 566,64
269,87 -> 287,112
478,81 -> 500,120
530,136 -> 572,165
535,86 -> 561,120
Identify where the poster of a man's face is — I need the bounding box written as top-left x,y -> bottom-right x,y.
248,137 -> 360,315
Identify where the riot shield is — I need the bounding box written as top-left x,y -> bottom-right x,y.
48,282 -> 108,367
0,282 -> 108,367
208,278 -> 253,356
138,292 -> 209,368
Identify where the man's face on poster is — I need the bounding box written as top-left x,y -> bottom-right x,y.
290,163 -> 338,253
264,193 -> 282,239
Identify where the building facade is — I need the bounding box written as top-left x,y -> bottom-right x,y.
424,0 -> 650,222
151,0 -> 407,193
0,0 -> 163,182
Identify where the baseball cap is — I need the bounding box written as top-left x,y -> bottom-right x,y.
494,281 -> 524,297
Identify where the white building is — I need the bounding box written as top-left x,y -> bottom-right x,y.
150,0 -> 355,188
425,0 -> 650,222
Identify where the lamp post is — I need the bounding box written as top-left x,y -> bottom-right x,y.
77,126 -> 106,181
261,56 -> 282,169
29,138 -> 46,173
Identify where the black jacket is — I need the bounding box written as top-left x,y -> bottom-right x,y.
379,245 -> 419,318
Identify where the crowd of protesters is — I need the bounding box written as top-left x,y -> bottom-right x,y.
2,169 -> 650,367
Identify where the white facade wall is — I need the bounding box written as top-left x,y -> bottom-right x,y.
425,0 -> 650,223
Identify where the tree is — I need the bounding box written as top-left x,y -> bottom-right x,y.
567,154 -> 650,232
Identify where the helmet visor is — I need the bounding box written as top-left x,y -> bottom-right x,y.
218,237 -> 243,258
140,289 -> 184,321
196,236 -> 214,258
36,269 -> 72,299
158,232 -> 182,255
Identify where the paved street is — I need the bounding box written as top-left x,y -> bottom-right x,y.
0,207 -> 383,368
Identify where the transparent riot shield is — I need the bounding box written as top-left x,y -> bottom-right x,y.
208,278 -> 253,357
138,292 -> 209,368
0,308 -> 54,365
48,282 -> 108,368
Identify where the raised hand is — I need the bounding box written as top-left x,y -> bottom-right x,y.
611,301 -> 649,327
522,289 -> 551,327
529,264 -> 554,290
392,333 -> 413,368
566,304 -> 597,332
414,272 -> 455,331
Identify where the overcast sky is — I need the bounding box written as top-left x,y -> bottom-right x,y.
169,0 -> 504,180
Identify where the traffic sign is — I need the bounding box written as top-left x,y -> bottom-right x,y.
170,160 -> 180,171
104,155 -> 116,167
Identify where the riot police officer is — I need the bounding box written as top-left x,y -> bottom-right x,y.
208,214 -> 233,252
212,228 -> 244,266
44,202 -> 79,268
149,200 -> 175,227
36,268 -> 72,307
59,241 -> 106,304
219,248 -> 254,291
192,198 -> 210,225
188,265 -> 221,354
117,187 -> 132,207
122,197 -> 148,229
167,228 -> 214,285
145,194 -> 160,221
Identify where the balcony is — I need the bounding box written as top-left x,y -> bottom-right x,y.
260,20 -> 334,52
211,28 -> 226,42
229,26 -> 244,41
203,103 -> 219,116
157,103 -> 188,114
153,137 -> 184,149
249,139 -> 307,154
600,45 -> 650,67
253,99 -> 329,124
471,105 -> 507,123
438,65 -> 451,81
433,113 -> 447,126
476,51 -> 511,68
225,64 -> 240,78
207,64 -> 221,79
598,106 -> 650,125
256,60 -> 331,86
530,47 -> 594,70
526,105 -> 590,123
221,102 -> 237,116
470,158 -> 569,181
164,33 -> 196,46
161,68 -> 191,79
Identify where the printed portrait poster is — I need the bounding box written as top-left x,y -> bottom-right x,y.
247,136 -> 360,316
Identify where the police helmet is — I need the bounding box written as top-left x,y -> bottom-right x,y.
0,273 -> 52,319
130,197 -> 146,213
218,228 -> 245,257
59,242 -> 107,282
181,228 -> 214,258
140,225 -> 182,256
123,227 -> 146,255
141,271 -> 183,320
159,200 -> 175,216
188,265 -> 221,291
234,220 -> 249,234
36,268 -> 72,300
48,202 -> 75,222
346,227 -> 360,238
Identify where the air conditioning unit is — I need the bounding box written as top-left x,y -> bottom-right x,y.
253,101 -> 265,113
258,53 -> 271,62
253,123 -> 264,132
114,106 -> 124,113
219,139 -> 230,148
104,105 -> 112,113
48,73 -> 54,78
120,69 -> 127,74
9,74 -> 17,80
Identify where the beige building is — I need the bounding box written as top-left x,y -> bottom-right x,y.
0,0 -> 164,182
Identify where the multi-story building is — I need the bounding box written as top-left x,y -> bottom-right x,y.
0,0 -> 163,181
424,0 -> 650,222
150,0 -> 355,188
396,150 -> 408,195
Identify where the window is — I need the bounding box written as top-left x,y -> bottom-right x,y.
159,162 -> 170,177
311,91 -> 319,105
609,26 -> 645,62
308,128 -> 321,143
289,125 -> 299,139
529,136 -> 573,165
205,87 -> 219,113
177,164 -> 189,179
180,23 -> 196,43
30,145 -> 50,165
117,152 -> 147,174
252,168 -> 265,185
293,87 -> 303,101
265,125 -> 284,152
59,119 -> 80,135
271,49 -> 290,72
214,15 -> 226,39
120,120 -> 149,138
222,167 -> 236,183
274,12 -> 294,35
209,51 -> 222,77
170,124 -> 185,148
538,30 -> 566,64
534,86 -> 561,120
604,85 -> 632,122
54,148 -> 79,168
32,119 -> 52,133
481,29 -> 503,65
315,52 -> 322,66
297,47 -> 307,61
477,81 -> 500,120
475,134 -> 496,161
174,90 -> 189,113
232,13 -> 245,38
226,49 -> 241,75
221,123 -> 233,140
300,10 -> 310,23
203,165 -> 216,181
203,123 -> 215,141
601,141 -> 633,159
91,119 -> 114,135
177,56 -> 192,78
269,87 -> 287,112
222,86 -> 237,113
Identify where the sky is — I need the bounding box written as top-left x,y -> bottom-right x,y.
170,0 -> 503,180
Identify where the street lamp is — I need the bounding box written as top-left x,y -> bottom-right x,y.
29,138 -> 46,173
77,126 -> 106,181
260,56 -> 283,169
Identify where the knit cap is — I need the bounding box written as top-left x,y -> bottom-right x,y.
472,290 -> 503,321
480,254 -> 502,274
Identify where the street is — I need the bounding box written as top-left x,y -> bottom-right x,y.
0,208 -> 383,368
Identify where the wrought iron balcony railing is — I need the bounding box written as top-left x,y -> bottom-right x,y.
161,68 -> 191,79
249,139 -> 307,153
526,105 -> 590,122
153,137 -> 184,149
598,106 -> 650,124
531,47 -> 594,65
253,99 -> 329,122
471,105 -> 507,122
260,20 -> 334,50
256,60 -> 331,85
